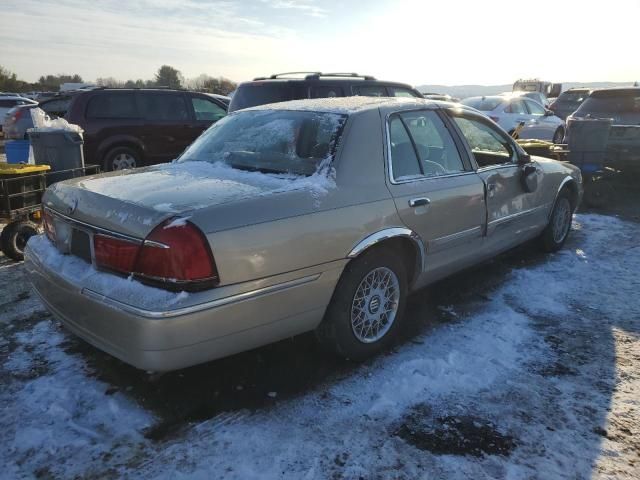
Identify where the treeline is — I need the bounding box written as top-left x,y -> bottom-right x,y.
1,65 -> 237,95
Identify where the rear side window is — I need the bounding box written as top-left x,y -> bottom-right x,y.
461,97 -> 502,111
191,97 -> 226,121
0,100 -> 18,108
86,93 -> 138,119
506,100 -> 527,114
353,85 -> 387,97
138,93 -> 189,121
389,110 -> 465,180
388,87 -> 420,98
309,86 -> 344,98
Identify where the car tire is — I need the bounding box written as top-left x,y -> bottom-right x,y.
103,146 -> 141,171
1,221 -> 39,261
315,247 -> 408,360
552,127 -> 565,144
539,189 -> 573,252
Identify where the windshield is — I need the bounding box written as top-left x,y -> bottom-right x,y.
461,97 -> 502,111
558,91 -> 589,104
178,110 -> 347,176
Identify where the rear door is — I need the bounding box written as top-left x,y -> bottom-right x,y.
448,112 -> 548,247
523,98 -> 555,139
385,109 -> 486,279
137,92 -> 192,162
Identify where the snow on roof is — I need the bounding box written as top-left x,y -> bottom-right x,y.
244,96 -> 428,114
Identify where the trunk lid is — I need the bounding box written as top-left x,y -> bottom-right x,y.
43,161 -> 314,238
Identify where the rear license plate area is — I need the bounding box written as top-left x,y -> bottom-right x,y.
70,229 -> 92,264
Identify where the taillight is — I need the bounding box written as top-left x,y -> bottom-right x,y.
91,219 -> 219,291
94,235 -> 140,274
42,208 -> 56,242
133,220 -> 218,289
13,108 -> 24,121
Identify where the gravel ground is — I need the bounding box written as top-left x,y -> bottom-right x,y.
0,201 -> 638,478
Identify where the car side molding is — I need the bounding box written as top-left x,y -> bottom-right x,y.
348,227 -> 426,275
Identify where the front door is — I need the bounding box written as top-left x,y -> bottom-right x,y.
448,113 -> 548,247
385,109 -> 486,283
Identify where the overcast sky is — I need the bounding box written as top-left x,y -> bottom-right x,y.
1,0 -> 639,86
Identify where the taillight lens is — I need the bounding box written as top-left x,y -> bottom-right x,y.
134,221 -> 218,288
13,108 -> 24,121
94,235 -> 140,274
42,208 -> 56,242
91,219 -> 218,291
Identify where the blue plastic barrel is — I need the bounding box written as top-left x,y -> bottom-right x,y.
5,140 -> 30,164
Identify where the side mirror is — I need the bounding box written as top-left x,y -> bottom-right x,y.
517,152 -> 531,164
544,109 -> 554,117
520,163 -> 538,192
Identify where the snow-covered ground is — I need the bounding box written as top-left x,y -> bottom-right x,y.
1,213 -> 638,479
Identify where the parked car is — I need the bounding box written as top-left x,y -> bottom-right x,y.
548,88 -> 592,120
506,91 -> 550,108
2,94 -> 76,139
0,96 -> 37,132
228,72 -> 423,112
462,95 -> 565,143
26,97 -> 582,371
422,93 -> 460,102
64,88 -> 228,170
566,87 -> 640,126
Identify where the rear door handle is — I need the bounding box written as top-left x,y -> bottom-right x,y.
409,197 -> 431,207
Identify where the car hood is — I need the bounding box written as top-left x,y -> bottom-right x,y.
43,161 -> 334,238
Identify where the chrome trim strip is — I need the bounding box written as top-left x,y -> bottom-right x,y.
45,207 -> 143,244
81,273 -> 322,319
348,227 -> 427,274
488,204 -> 549,227
429,225 -> 483,253
548,176 -> 576,220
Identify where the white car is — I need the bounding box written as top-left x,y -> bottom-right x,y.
462,95 -> 565,143
0,96 -> 37,130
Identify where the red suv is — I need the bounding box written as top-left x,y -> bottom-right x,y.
65,88 -> 227,170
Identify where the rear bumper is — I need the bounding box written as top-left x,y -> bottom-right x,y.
25,243 -> 343,371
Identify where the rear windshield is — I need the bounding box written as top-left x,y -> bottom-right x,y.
179,110 -> 347,176
229,83 -> 294,112
461,97 -> 502,111
576,94 -> 640,114
557,91 -> 589,103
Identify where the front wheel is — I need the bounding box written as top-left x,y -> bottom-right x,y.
552,127 -> 565,144
316,247 -> 408,360
539,190 -> 573,252
1,221 -> 39,261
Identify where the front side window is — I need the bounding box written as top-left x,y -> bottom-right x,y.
191,97 -> 226,121
87,93 -> 137,119
179,110 -> 346,176
452,116 -> 515,168
525,99 -> 546,115
353,85 -> 387,97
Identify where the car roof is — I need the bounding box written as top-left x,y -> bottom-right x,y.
590,87 -> 640,97
241,96 -> 472,115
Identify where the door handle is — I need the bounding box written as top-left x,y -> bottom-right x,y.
409,197 -> 431,208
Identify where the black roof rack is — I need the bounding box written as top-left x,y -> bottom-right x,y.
252,72 -> 376,81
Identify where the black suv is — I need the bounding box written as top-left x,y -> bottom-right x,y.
228,72 -> 423,112
65,88 -> 228,170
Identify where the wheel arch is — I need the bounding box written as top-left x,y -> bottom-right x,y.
97,136 -> 145,164
347,228 -> 425,287
550,176 -> 580,218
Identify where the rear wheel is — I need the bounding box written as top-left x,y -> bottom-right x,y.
104,146 -> 141,171
539,190 -> 573,252
316,247 -> 408,360
1,221 -> 39,261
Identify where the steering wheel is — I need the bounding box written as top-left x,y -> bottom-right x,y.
423,160 -> 447,175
